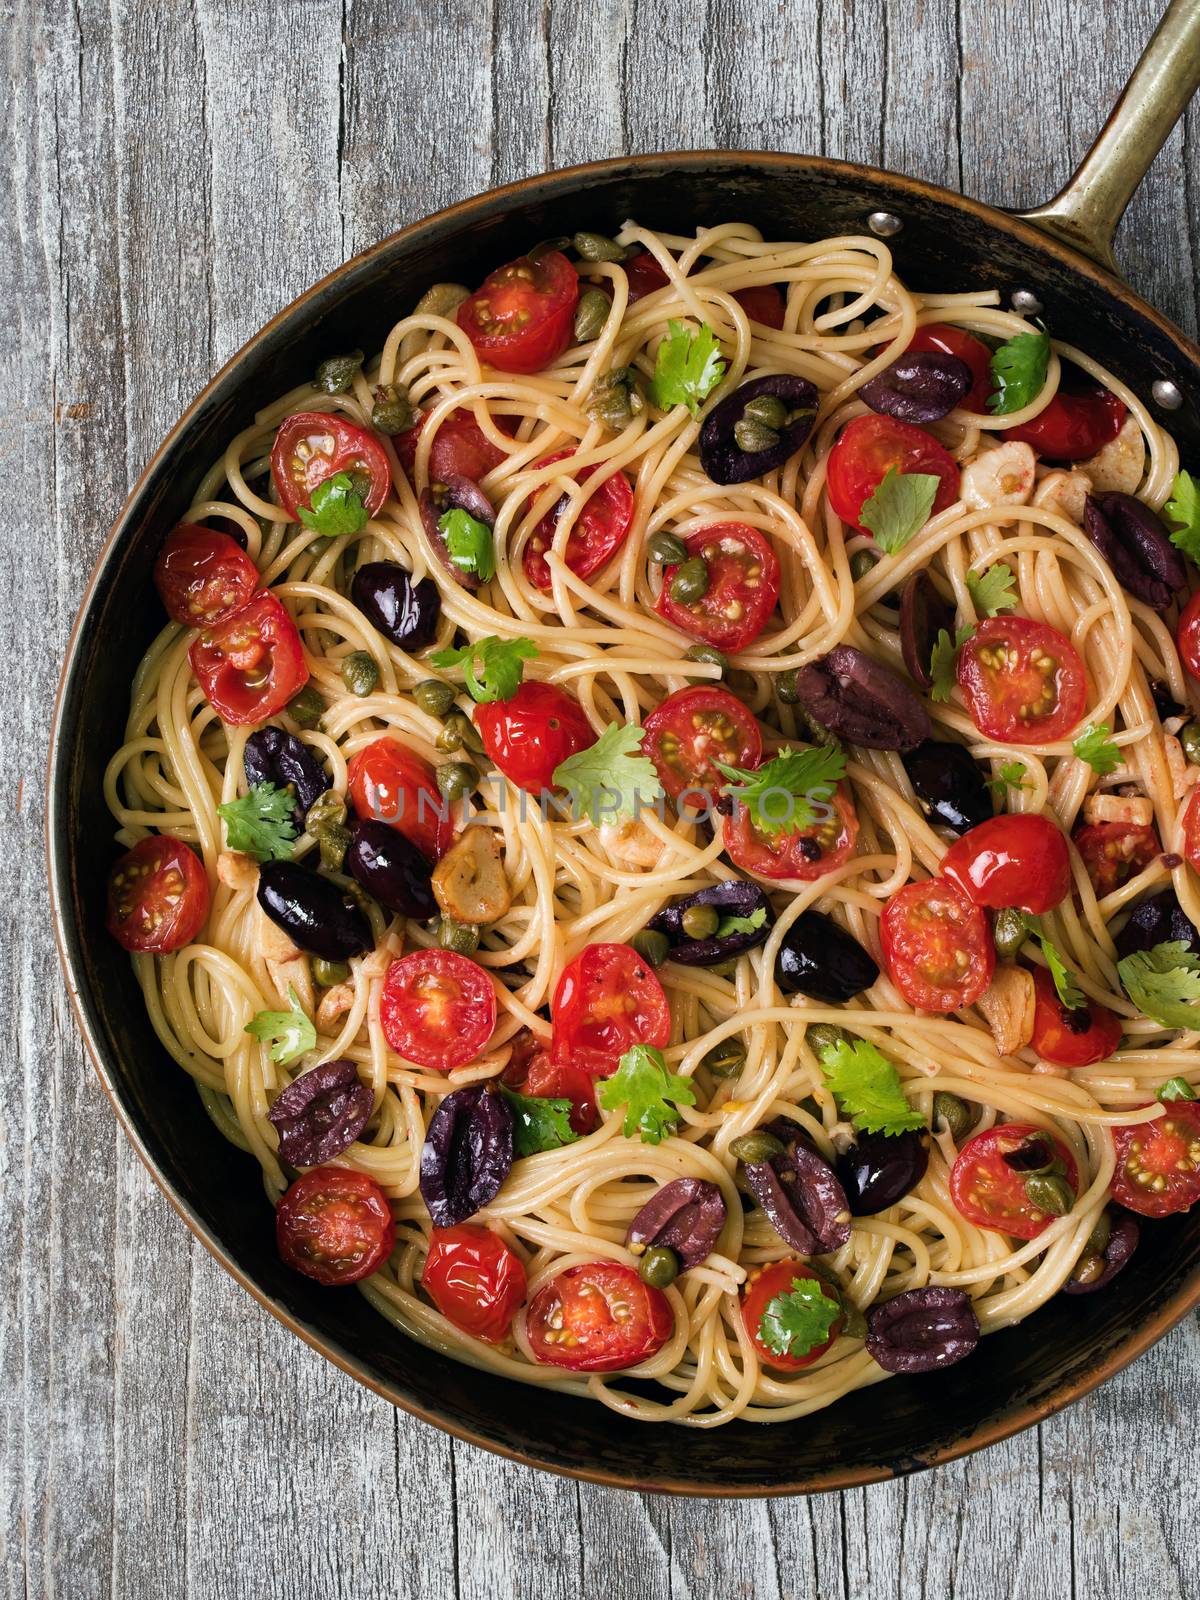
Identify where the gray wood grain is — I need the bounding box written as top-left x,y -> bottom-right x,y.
3,1 -> 1196,1596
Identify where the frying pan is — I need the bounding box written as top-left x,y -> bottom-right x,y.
48,0 -> 1200,1494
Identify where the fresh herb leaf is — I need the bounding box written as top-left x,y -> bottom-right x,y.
500,1085 -> 580,1155
929,624 -> 974,703
1118,941 -> 1200,1030
758,1275 -> 843,1361
966,562 -> 1018,617
859,467 -> 940,555
1165,470 -> 1200,564
245,985 -> 316,1065
1158,1076 -> 1198,1102
439,508 -> 495,583
714,906 -> 768,938
596,1043 -> 696,1144
1037,933 -> 1086,1011
985,759 -> 1029,798
296,470 -> 369,538
1073,722 -> 1121,776
218,781 -> 298,862
716,744 -> 846,837
649,320 -> 726,416
988,329 -> 1051,415
429,635 -> 538,703
552,723 -> 664,824
817,1037 -> 924,1136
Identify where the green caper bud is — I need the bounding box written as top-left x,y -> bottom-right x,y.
683,644 -> 727,672
1024,1172 -> 1075,1216
586,367 -> 645,431
1181,721 -> 1200,766
838,1301 -> 868,1341
1070,1251 -> 1107,1287
647,530 -> 688,566
316,821 -> 351,872
638,1245 -> 680,1288
701,1037 -> 746,1079
805,1023 -> 847,1059
312,957 -> 350,988
669,557 -> 709,606
370,383 -> 413,435
286,684 -> 326,730
306,791 -> 347,832
436,711 -> 483,753
413,678 -> 458,718
340,651 -> 379,697
346,469 -> 374,504
992,906 -> 1030,957
730,1131 -> 785,1164
528,236 -> 571,259
1086,1209 -> 1113,1256
314,349 -> 363,394
742,394 -> 789,431
573,230 -> 626,263
629,928 -> 671,968
776,668 -> 801,704
932,1092 -> 974,1142
436,761 -> 478,802
681,904 -> 720,941
733,418 -> 781,454
573,287 -> 611,343
439,916 -> 480,954
850,548 -> 880,583
413,282 -> 469,319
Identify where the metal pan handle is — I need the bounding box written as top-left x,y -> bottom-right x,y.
1019,0 -> 1200,273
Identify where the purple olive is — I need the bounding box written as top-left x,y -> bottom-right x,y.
1062,1210 -> 1140,1294
837,1128 -> 929,1215
626,1177 -> 727,1268
351,561 -> 441,649
345,819 -> 437,918
1115,888 -> 1200,960
699,374 -> 818,485
1151,678 -> 1187,720
419,474 -> 495,592
419,1084 -> 514,1228
902,739 -> 993,835
774,910 -> 879,1002
788,645 -> 931,751
866,1287 -> 980,1373
1083,492 -> 1185,613
244,727 -> 328,822
860,351 -> 972,424
741,1131 -> 851,1254
257,859 -> 373,960
267,1058 -> 372,1167
647,880 -> 774,966
899,571 -> 954,689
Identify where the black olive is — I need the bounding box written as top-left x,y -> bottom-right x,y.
859,351 -> 972,424
648,880 -> 775,966
698,374 -> 818,485
1114,887 -> 1200,960
899,572 -> 954,689
902,739 -> 993,835
345,819 -> 437,918
351,562 -> 441,650
866,1287 -> 980,1373
243,728 -> 328,822
1083,492 -> 1186,613
787,645 -> 931,751
837,1129 -> 929,1215
257,860 -> 373,960
775,910 -> 879,1002
418,474 -> 495,592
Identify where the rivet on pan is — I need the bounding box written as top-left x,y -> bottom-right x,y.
867,211 -> 903,238
1011,289 -> 1043,315
1152,379 -> 1184,411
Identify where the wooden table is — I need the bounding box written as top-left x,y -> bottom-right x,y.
6,1 -> 1198,1594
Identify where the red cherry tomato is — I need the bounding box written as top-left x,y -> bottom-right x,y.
105,835 -> 211,954
520,450 -> 635,591
1009,389 -> 1127,461
188,590 -> 308,726
1073,821 -> 1161,897
826,414 -> 960,534
1183,787 -> 1200,874
475,681 -> 596,794
276,1166 -> 396,1286
1176,588 -> 1200,680
396,408 -> 515,483
422,1225 -> 528,1343
740,1260 -> 842,1371
346,737 -> 452,862
734,284 -> 786,329
623,251 -> 671,302
950,1123 -> 1079,1240
379,950 -> 497,1071
271,412 -> 391,520
655,523 -> 782,652
1111,1101 -> 1200,1217
940,813 -> 1071,913
642,686 -> 762,805
722,782 -> 859,883
881,879 -> 995,1012
501,1028 -> 597,1135
957,616 -> 1087,745
456,250 -> 578,374
153,524 -> 260,628
906,324 -> 994,413
1029,966 -> 1122,1067
525,1261 -> 672,1371
551,942 -> 671,1078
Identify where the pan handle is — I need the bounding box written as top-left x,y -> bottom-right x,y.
1018,0 -> 1200,274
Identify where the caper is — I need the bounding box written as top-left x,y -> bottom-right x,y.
1070,1251 -> 1107,1287
436,761 -> 478,802
1086,1209 -> 1113,1256
314,349 -> 363,395
306,791 -> 347,833
932,1092 -> 974,1142
439,916 -> 480,954
730,1131 -> 785,1164
733,418 -> 781,454
1024,1172 -> 1074,1216
742,394 -> 789,431
414,282 -> 469,319
993,906 -> 1031,957
681,904 -> 720,941
371,383 -> 413,435
850,548 -> 880,583
805,1023 -> 847,1059
1181,721 -> 1200,766
316,821 -> 351,872
414,678 -> 458,718
776,668 -> 801,704
528,236 -> 571,259
647,530 -> 688,566
838,1301 -> 867,1340
346,469 -> 374,504
586,367 -> 645,431
436,711 -> 483,753
573,287 -> 611,343
341,651 -> 380,697
629,928 -> 670,968
701,1037 -> 746,1079
573,230 -> 626,263
669,557 -> 709,606
683,644 -> 727,672
312,957 -> 350,988
638,1245 -> 679,1289
287,684 -> 326,730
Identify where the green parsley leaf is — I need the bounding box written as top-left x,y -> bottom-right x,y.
1037,933 -> 1086,1011
817,1037 -> 924,1136
296,470 -> 369,538
218,781 -> 298,862
758,1275 -> 843,1361
1117,941 -> 1200,1031
596,1043 -> 696,1144
1165,470 -> 1200,565
429,635 -> 538,703
1073,722 -> 1121,776
929,625 -> 974,704
245,986 -> 316,1065
649,320 -> 726,416
714,906 -> 768,938
715,744 -> 846,837
985,759 -> 1029,799
439,508 -> 496,583
552,723 -> 664,825
966,562 -> 1018,617
500,1085 -> 580,1156
988,329 -> 1051,415
858,466 -> 940,555
1158,1076 -> 1198,1102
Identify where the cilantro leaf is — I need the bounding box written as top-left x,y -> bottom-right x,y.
929,624 -> 973,703
649,320 -> 726,416
296,470 -> 369,537
1165,470 -> 1200,565
1073,723 -> 1121,776
245,986 -> 316,1065
218,781 -> 298,862
1037,932 -> 1086,1011
439,508 -> 495,582
817,1037 -> 924,1136
758,1275 -> 843,1361
988,329 -> 1051,415
716,744 -> 846,837
966,562 -> 1018,617
985,759 -> 1029,799
1118,941 -> 1200,1030
1158,1076 -> 1198,1102
859,467 -> 940,555
596,1043 -> 696,1144
552,723 -> 664,825
429,635 -> 538,703
714,906 -> 768,938
500,1085 -> 580,1156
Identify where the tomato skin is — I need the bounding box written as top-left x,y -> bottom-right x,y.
957,615 -> 1087,745
734,284 -> 786,329
940,814 -> 1071,913
501,1028 -> 598,1135
1176,589 -> 1200,680
551,942 -> 671,1078
826,414 -> 960,534
1009,389 -> 1127,461
271,412 -> 391,520
457,250 -> 578,374
623,251 -> 671,302
740,1260 -> 842,1371
655,523 -> 782,652
906,324 -> 994,413
106,835 -> 211,954
422,1225 -> 528,1343
475,681 -> 596,794
276,1167 -> 396,1286
1183,787 -> 1200,874
881,879 -> 995,1012
722,782 -> 859,882
525,1261 -> 672,1372
1074,821 -> 1161,897
642,686 -> 762,805
379,950 -> 497,1071
950,1123 -> 1079,1240
520,450 -> 635,591
154,524 -> 260,628
188,590 -> 308,726
1111,1101 -> 1200,1217
346,737 -> 452,861
1029,966 -> 1122,1066
396,408 -> 515,483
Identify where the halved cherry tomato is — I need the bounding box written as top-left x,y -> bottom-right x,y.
734,284 -> 786,329
525,1261 -> 672,1371
422,1225 -> 527,1343
957,616 -> 1087,745
551,942 -> 671,1077
520,450 -> 635,591
722,781 -> 859,882
380,950 -> 497,1070
1074,821 -> 1161,897
1111,1101 -> 1200,1217
501,1027 -> 598,1136
940,813 -> 1071,913
655,523 -> 782,652
106,835 -> 211,954
346,736 -> 452,861
153,524 -> 260,628
1183,787 -> 1200,874
906,324 -> 994,413
1029,966 -> 1122,1066
276,1166 -> 396,1286
740,1260 -> 842,1371
950,1123 -> 1079,1240
271,412 -> 391,520
396,408 -> 515,483
642,686 -> 762,805
1009,389 -> 1127,461
1176,588 -> 1200,680
826,414 -> 960,534
475,681 -> 596,794
880,878 -> 994,1012
623,250 -> 671,302
457,250 -> 578,374
188,590 -> 308,726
